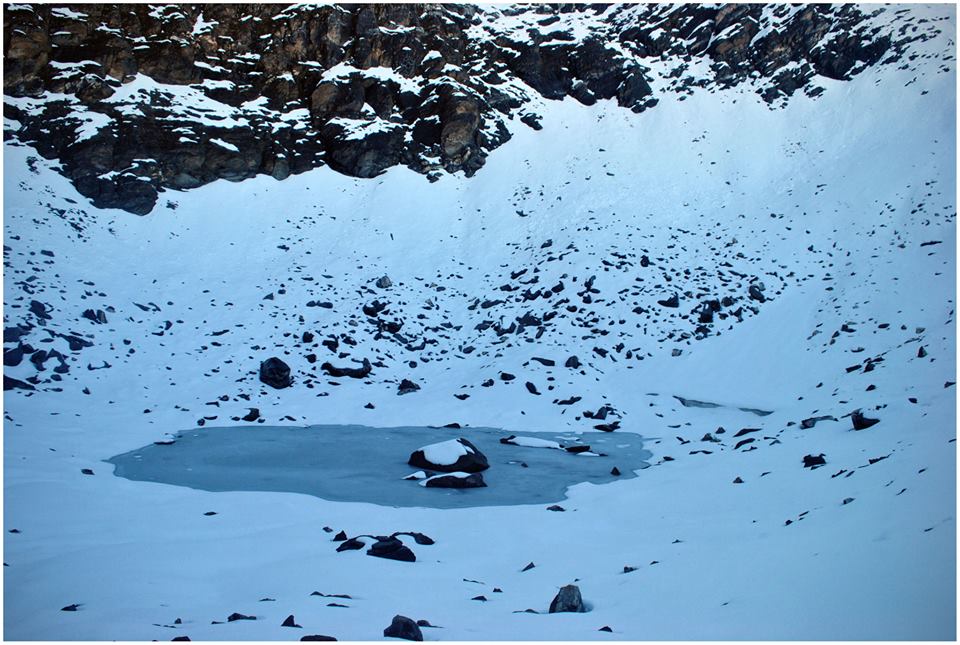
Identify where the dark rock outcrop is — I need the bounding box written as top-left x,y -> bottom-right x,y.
2,3 -> 915,215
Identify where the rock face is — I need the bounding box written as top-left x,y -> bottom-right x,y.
2,4 -> 916,214
259,357 -> 292,388
549,584 -> 585,613
408,437 -> 489,473
383,615 -> 423,641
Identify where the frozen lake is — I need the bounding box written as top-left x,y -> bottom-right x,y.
107,424 -> 651,508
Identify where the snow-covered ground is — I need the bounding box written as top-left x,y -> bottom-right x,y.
3,4 -> 956,640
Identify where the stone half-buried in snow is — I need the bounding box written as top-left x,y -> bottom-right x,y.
549,584 -> 586,613
408,437 -> 489,473
383,615 -> 423,641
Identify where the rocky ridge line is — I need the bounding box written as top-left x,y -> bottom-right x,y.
3,3 -> 931,214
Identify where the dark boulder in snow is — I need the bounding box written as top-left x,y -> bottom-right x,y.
242,408 -> 260,422
227,612 -> 256,622
363,300 -> 388,317
4,375 -> 36,391
259,357 -> 291,389
301,636 -> 338,641
321,358 -> 372,379
851,410 -> 880,430
657,294 -> 679,308
376,275 -> 393,289
800,415 -> 836,429
549,584 -> 585,613
565,355 -> 581,369
408,437 -> 489,473
422,472 -> 486,488
748,284 -> 766,302
398,379 -> 420,395
367,537 -> 416,562
394,531 -> 435,545
335,537 -> 366,552
82,308 -> 108,324
383,615 -> 423,641
803,454 -> 826,468
282,615 -> 302,628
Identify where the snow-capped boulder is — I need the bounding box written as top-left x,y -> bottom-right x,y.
420,472 -> 486,488
408,437 -> 488,473
500,435 -> 562,450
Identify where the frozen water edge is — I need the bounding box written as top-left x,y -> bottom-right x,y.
107,425 -> 651,508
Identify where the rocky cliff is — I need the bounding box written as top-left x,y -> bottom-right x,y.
3,3 -> 923,214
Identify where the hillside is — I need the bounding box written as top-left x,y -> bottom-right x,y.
3,3 -> 957,641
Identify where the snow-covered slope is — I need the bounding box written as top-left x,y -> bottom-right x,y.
3,3 -> 956,641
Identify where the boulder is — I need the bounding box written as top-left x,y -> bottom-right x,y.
549,584 -> 585,613
367,537 -> 416,562
803,453 -> 826,468
408,437 -> 489,473
383,615 -> 423,641
657,294 -> 679,308
321,358 -> 372,379
851,410 -> 879,430
259,357 -> 291,389
398,379 -> 420,395
335,537 -> 366,552
422,472 -> 486,488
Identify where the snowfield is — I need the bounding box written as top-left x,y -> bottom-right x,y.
3,4 -> 956,641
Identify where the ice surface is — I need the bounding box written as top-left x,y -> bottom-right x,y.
107,425 -> 650,508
